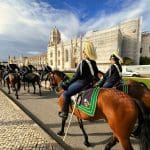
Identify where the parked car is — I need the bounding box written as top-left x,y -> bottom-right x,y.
122,68 -> 140,77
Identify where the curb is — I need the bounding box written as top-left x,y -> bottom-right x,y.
0,88 -> 74,150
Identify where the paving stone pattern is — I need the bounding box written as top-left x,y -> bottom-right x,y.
0,91 -> 60,150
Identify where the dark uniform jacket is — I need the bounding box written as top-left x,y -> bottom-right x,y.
99,63 -> 122,87
69,59 -> 99,84
44,65 -> 52,72
7,64 -> 20,73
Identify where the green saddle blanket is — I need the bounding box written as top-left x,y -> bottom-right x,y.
122,81 -> 128,93
74,87 -> 100,116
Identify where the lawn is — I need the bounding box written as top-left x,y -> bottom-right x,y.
66,73 -> 150,89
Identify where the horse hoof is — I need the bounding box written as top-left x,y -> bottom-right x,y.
57,131 -> 65,136
84,141 -> 90,147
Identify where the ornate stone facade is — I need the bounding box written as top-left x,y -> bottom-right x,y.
47,18 -> 142,70
9,53 -> 47,69
47,27 -> 82,70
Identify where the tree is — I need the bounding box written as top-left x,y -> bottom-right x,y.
123,57 -> 134,65
140,57 -> 150,65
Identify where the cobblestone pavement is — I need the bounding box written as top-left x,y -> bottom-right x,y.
0,90 -> 63,150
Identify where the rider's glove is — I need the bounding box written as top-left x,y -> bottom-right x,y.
61,80 -> 71,90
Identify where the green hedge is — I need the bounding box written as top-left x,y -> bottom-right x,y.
140,56 -> 150,65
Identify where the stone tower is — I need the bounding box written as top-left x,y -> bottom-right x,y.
48,26 -> 61,46
47,27 -> 61,69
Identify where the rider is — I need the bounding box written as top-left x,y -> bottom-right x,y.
44,63 -> 52,73
21,59 -> 31,77
3,59 -> 20,80
59,41 -> 99,118
98,51 -> 123,88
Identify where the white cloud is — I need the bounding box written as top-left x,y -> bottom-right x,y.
0,0 -> 150,61
0,0 -> 80,60
80,0 -> 150,32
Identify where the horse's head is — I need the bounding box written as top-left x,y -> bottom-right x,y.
48,70 -> 69,93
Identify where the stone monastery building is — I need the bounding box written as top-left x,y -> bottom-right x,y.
47,18 -> 142,70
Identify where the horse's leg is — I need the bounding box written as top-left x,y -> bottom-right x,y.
104,136 -> 118,150
24,82 -> 26,90
118,138 -> 133,150
27,82 -> 30,93
108,120 -> 134,150
3,79 -> 5,87
7,81 -> 10,94
14,85 -> 19,99
45,80 -> 46,89
57,117 -> 67,136
77,118 -> 90,147
38,81 -> 41,96
131,114 -> 142,137
32,82 -> 36,94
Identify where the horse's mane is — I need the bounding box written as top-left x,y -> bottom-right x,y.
53,70 -> 69,80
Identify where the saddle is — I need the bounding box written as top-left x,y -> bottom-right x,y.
71,86 -> 100,116
113,80 -> 128,93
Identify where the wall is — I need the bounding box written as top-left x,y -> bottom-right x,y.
141,32 -> 150,57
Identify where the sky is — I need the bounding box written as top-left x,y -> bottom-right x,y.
0,0 -> 150,61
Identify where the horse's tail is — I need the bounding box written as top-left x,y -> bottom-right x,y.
133,98 -> 150,150
17,75 -> 21,91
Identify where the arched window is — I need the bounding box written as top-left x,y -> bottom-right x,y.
65,49 -> 69,62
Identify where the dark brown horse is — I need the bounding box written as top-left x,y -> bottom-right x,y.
0,70 -> 3,86
21,72 -> 41,95
0,65 -> 6,86
126,79 -> 150,108
49,71 -> 150,149
5,73 -> 21,99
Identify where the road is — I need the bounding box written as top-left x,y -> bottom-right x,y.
2,83 -> 140,150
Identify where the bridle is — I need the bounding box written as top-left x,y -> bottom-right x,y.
49,71 -> 69,93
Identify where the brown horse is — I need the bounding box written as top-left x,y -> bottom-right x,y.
49,71 -> 150,105
58,89 -> 150,150
49,71 -> 150,149
48,70 -> 69,93
5,73 -> 21,99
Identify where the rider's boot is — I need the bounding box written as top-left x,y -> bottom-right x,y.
59,100 -> 69,119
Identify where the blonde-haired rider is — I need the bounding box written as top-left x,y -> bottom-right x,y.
59,40 -> 99,118
99,51 -> 123,88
